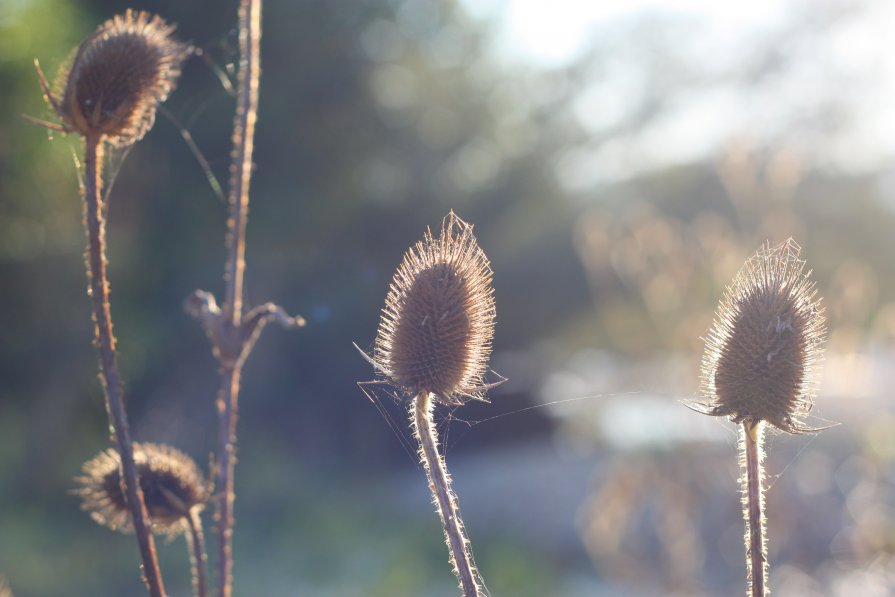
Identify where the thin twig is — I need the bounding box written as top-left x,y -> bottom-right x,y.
187,509 -> 209,597
216,1 -> 261,596
83,135 -> 167,597
412,392 -> 481,597
742,419 -> 767,597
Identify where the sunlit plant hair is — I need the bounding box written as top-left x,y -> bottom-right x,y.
361,212 -> 500,597
692,239 -> 827,597
696,239 -> 826,433
34,9 -> 189,146
76,443 -> 209,537
373,210 -> 497,406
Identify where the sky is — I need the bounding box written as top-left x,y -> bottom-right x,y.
462,0 -> 895,186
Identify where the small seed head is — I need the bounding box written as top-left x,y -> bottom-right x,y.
75,443 -> 208,536
47,10 -> 188,145
697,240 -> 826,433
374,212 -> 496,405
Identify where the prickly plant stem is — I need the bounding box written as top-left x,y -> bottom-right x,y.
223,0 -> 260,328
216,1 -> 261,594
187,508 -> 209,597
743,419 -> 767,597
412,392 -> 481,597
215,363 -> 241,597
83,135 -> 167,597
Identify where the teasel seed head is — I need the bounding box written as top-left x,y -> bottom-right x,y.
697,239 -> 826,434
38,10 -> 189,146
75,443 -> 209,536
373,212 -> 497,406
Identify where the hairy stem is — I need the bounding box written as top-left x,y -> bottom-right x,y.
83,135 -> 167,597
412,393 -> 481,597
223,0 -> 260,328
742,419 -> 767,597
216,1 -> 261,595
215,364 -> 241,597
187,509 -> 209,597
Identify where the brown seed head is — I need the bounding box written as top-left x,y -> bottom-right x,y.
45,10 -> 188,145
75,443 -> 208,536
697,240 -> 826,433
374,212 -> 496,405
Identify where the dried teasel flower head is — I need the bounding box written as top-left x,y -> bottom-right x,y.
75,443 -> 209,536
35,10 -> 189,146
372,212 -> 498,406
696,239 -> 826,433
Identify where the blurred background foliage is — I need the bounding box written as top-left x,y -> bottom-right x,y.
1,0 -> 895,595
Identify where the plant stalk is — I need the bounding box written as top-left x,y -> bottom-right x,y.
187,509 -> 209,597
412,392 -> 481,597
83,135 -> 167,597
742,419 -> 767,597
215,363 -> 241,597
216,1 -> 261,596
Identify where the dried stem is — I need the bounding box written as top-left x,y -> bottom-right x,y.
742,419 -> 767,597
186,509 -> 209,597
216,1 -> 261,595
83,135 -> 167,597
224,0 -> 260,328
411,392 -> 481,597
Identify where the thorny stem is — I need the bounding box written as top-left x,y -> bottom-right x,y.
216,363 -> 241,597
223,0 -> 260,329
187,509 -> 209,597
216,1 -> 261,596
83,135 -> 167,597
412,392 -> 482,597
742,419 -> 767,597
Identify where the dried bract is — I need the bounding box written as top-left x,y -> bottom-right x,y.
697,239 -> 826,433
374,212 -> 496,406
38,9 -> 188,146
76,443 -> 208,536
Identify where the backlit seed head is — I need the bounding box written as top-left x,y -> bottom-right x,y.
374,212 -> 496,406
43,10 -> 188,146
75,443 -> 208,536
697,240 -> 826,433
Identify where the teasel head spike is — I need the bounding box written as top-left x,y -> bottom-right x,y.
370,211 -> 499,406
33,9 -> 189,146
75,443 -> 209,537
695,239 -> 827,434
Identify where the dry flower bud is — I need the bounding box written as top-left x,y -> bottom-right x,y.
697,239 -> 826,433
40,10 -> 188,146
75,443 -> 208,536
374,212 -> 496,405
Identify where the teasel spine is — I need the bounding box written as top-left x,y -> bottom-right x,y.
83,135 -> 167,597
742,419 -> 767,597
412,392 -> 481,597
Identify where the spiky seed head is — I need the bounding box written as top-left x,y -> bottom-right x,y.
374,212 -> 496,405
75,443 -> 208,536
697,239 -> 826,433
47,10 -> 188,146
